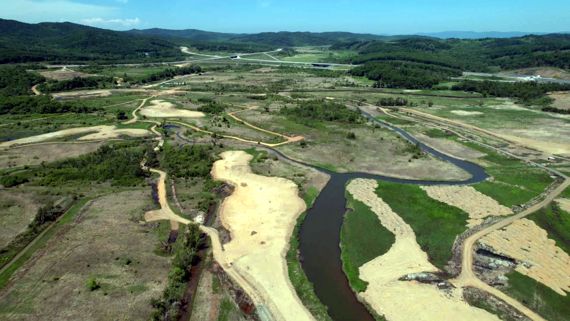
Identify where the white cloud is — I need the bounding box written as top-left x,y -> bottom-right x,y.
81,17 -> 141,28
1,0 -> 118,23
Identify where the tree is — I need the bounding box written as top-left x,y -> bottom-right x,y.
116,111 -> 128,120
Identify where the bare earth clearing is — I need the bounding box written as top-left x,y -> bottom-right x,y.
549,91 -> 570,111
451,110 -> 484,116
347,179 -> 500,321
211,151 -> 314,321
139,99 -> 205,118
480,218 -> 570,296
0,125 -> 150,148
556,198 -> 570,212
421,186 -> 513,227
0,141 -> 104,168
0,190 -> 170,320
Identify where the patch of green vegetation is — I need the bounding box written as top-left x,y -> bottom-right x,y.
151,224 -> 204,321
86,277 -> 101,291
281,99 -> 364,125
198,101 -> 228,114
31,142 -> 147,187
244,148 -> 269,163
341,192 -> 395,292
303,186 -> 320,207
375,180 -> 469,269
464,141 -> 553,207
424,128 -> 451,138
528,201 -> 570,254
463,288 -> 520,321
161,144 -> 217,178
217,298 -> 237,321
375,114 -> 415,126
503,271 -> 570,321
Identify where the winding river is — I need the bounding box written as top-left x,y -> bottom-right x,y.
172,114 -> 488,321
291,115 -> 488,321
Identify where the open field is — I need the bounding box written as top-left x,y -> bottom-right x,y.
0,141 -> 104,169
0,190 -> 170,320
235,107 -> 469,180
549,91 -> 570,111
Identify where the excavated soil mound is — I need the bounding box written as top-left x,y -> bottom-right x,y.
480,218 -> 570,296
140,100 -> 205,118
211,151 -> 314,321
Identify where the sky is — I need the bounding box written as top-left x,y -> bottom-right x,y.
1,0 -> 569,34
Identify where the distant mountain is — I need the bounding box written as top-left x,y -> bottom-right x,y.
420,31 -> 549,39
128,29 -> 390,47
128,28 -> 239,42
0,19 -> 183,63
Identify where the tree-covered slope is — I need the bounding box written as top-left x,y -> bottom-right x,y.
0,19 -> 184,63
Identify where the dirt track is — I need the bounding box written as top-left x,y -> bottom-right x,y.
143,169 -> 190,231
451,178 -> 570,321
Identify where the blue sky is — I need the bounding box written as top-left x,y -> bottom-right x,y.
1,0 -> 569,34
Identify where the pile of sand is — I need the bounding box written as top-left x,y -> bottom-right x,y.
0,125 -> 150,148
480,218 -> 570,296
451,110 -> 484,116
347,179 -> 500,321
140,99 -> 205,118
556,198 -> 570,212
211,151 -> 313,321
421,186 -> 512,227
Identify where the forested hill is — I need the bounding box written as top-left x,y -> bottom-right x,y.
0,19 -> 184,64
333,34 -> 570,71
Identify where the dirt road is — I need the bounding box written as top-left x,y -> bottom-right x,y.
451,178 -> 570,321
123,96 -> 154,125
144,169 -> 190,231
31,85 -> 41,96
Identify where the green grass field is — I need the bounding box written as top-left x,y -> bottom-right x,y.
503,271 -> 570,321
464,142 -> 554,207
374,180 -> 469,269
340,192 -> 395,292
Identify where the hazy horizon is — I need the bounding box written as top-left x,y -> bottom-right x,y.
1,0 -> 569,35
